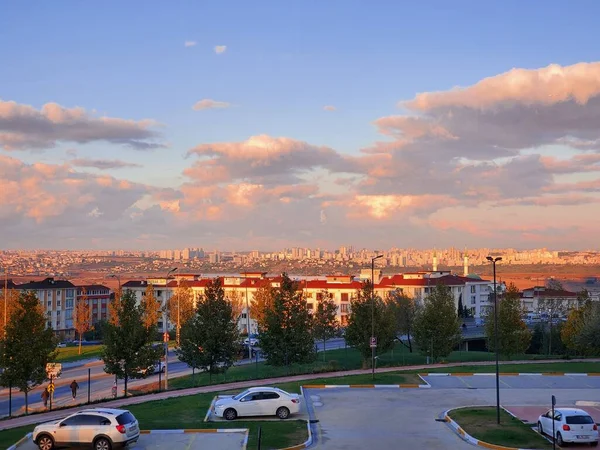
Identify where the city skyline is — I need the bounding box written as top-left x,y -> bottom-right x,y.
3,2 -> 600,250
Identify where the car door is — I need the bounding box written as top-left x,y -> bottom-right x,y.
77,414 -> 103,444
260,391 -> 281,416
53,415 -> 84,446
238,392 -> 263,416
553,412 -> 563,438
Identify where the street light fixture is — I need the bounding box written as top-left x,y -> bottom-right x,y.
486,255 -> 502,425
163,267 -> 177,390
371,254 -> 384,380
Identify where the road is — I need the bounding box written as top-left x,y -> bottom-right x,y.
0,338 -> 347,418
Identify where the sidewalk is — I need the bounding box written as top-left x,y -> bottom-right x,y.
1,358 -> 598,431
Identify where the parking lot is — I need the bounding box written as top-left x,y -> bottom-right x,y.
305,386 -> 600,450
422,375 -> 600,390
19,430 -> 248,450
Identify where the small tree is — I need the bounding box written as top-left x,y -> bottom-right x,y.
260,273 -> 315,366
0,291 -> 56,414
250,283 -> 275,333
387,289 -> 416,352
102,290 -> 161,396
412,284 -> 461,361
561,299 -> 592,355
141,284 -> 161,330
485,283 -> 531,358
573,301 -> 600,355
73,288 -> 91,355
345,281 -> 396,368
0,289 -> 19,336
312,293 -> 339,360
167,280 -> 195,345
176,278 -> 239,382
227,290 -> 244,332
546,279 -> 564,291
457,295 -> 464,319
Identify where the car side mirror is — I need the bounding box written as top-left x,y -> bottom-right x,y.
59,423 -> 67,427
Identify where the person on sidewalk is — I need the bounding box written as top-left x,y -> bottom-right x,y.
41,388 -> 49,408
70,380 -> 80,400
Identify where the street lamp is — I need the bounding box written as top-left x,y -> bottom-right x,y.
244,274 -> 251,360
486,255 -> 502,425
371,254 -> 383,380
2,266 -> 8,337
106,273 -> 121,292
163,267 -> 177,390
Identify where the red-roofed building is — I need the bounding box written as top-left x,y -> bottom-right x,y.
520,286 -> 579,313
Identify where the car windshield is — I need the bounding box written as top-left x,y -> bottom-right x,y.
566,415 -> 594,424
116,412 -> 136,425
233,390 -> 249,401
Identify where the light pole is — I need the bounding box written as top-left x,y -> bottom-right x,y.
163,267 -> 177,390
244,274 -> 251,360
486,255 -> 502,425
3,267 -> 8,337
371,254 -> 383,380
106,273 -> 121,293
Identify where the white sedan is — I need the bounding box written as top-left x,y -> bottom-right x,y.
538,408 -> 599,447
213,387 -> 301,420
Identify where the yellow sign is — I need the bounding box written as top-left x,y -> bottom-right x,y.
48,383 -> 55,394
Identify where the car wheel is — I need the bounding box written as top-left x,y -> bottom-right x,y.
276,406 -> 290,419
37,434 -> 54,450
94,437 -> 112,450
590,442 -> 598,447
224,408 -> 237,421
556,432 -> 565,447
537,421 -> 543,435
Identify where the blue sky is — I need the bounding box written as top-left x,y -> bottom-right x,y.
2,1 -> 600,250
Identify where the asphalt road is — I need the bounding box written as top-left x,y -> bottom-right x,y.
0,338 -> 348,418
423,374 -> 600,389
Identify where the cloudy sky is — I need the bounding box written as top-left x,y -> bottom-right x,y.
2,1 -> 600,251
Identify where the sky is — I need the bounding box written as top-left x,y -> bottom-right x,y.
2,1 -> 600,251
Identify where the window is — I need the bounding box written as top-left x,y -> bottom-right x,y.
93,299 -> 98,305
57,300 -> 61,307
566,415 -> 594,424
57,310 -> 61,316
307,303 -> 314,310
48,291 -> 52,299
341,293 -> 349,301
61,415 -> 85,426
47,300 -> 52,307
57,290 -> 61,297
241,313 -> 247,319
241,392 -> 262,402
340,303 -> 349,313
116,412 -> 136,425
262,392 -> 280,400
66,289 -> 74,297
66,299 -> 73,308
471,296 -> 476,305
316,293 -> 323,301
470,286 -> 476,293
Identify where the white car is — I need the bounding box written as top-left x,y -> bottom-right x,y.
243,337 -> 259,346
213,387 -> 301,420
33,408 -> 140,450
537,408 -> 599,447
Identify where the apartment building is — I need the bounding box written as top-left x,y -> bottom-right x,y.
77,285 -> 111,326
520,286 -> 579,313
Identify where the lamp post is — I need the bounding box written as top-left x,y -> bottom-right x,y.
163,267 -> 177,390
243,273 -> 251,360
371,254 -> 383,380
3,267 -> 8,337
486,255 -> 502,425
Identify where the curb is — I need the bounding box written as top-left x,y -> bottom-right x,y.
421,372 -> 600,377
302,383 -> 430,389
140,428 -> 248,433
7,432 -> 32,450
442,407 -> 547,450
280,420 -> 313,450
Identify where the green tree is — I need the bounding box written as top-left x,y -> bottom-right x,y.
250,283 -> 275,333
0,291 -> 56,414
485,283 -> 531,358
312,292 -> 339,360
457,295 -> 464,319
546,279 -> 564,291
102,290 -> 161,396
260,273 -> 315,366
573,301 -> 600,355
346,281 -> 396,368
177,278 -> 239,383
412,284 -> 461,361
386,289 -> 416,352
561,299 -> 592,355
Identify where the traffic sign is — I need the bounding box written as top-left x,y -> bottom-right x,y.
370,337 -> 377,348
46,363 -> 62,379
163,332 -> 169,342
48,382 -> 55,394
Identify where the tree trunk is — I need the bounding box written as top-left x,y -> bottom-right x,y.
323,339 -> 326,362
407,333 -> 413,353
78,331 -> 82,355
124,375 -> 128,398
25,390 -> 28,415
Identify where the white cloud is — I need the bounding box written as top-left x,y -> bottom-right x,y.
323,105 -> 336,111
184,41 -> 197,47
192,99 -> 232,111
214,45 -> 227,54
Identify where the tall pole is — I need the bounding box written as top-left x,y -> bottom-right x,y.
487,256 -> 502,425
163,267 -> 177,390
4,268 -> 7,337
371,254 -> 383,380
245,275 -> 251,360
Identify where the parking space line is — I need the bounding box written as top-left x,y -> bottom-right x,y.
566,374 -> 596,388
457,377 -> 472,388
500,378 -> 512,388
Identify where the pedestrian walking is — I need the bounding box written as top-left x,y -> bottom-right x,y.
70,379 -> 79,400
41,388 -> 49,408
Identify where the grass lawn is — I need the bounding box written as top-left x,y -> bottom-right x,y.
449,407 -> 552,449
0,425 -> 33,450
55,344 -> 104,363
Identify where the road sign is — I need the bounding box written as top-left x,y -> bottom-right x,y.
46,363 -> 62,379
163,332 -> 169,342
370,337 -> 377,348
48,382 -> 55,394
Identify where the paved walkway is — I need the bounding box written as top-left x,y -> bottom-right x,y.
1,358 -> 597,431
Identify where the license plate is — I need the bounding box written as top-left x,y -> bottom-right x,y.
577,435 -> 589,439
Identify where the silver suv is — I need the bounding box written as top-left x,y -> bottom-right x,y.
33,408 -> 140,450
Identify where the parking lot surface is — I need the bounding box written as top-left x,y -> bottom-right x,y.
19,430 -> 247,450
306,387 -> 600,450
506,405 -> 600,424
423,375 -> 600,390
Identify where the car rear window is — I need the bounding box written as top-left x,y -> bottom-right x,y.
116,412 -> 136,425
566,415 -> 594,424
